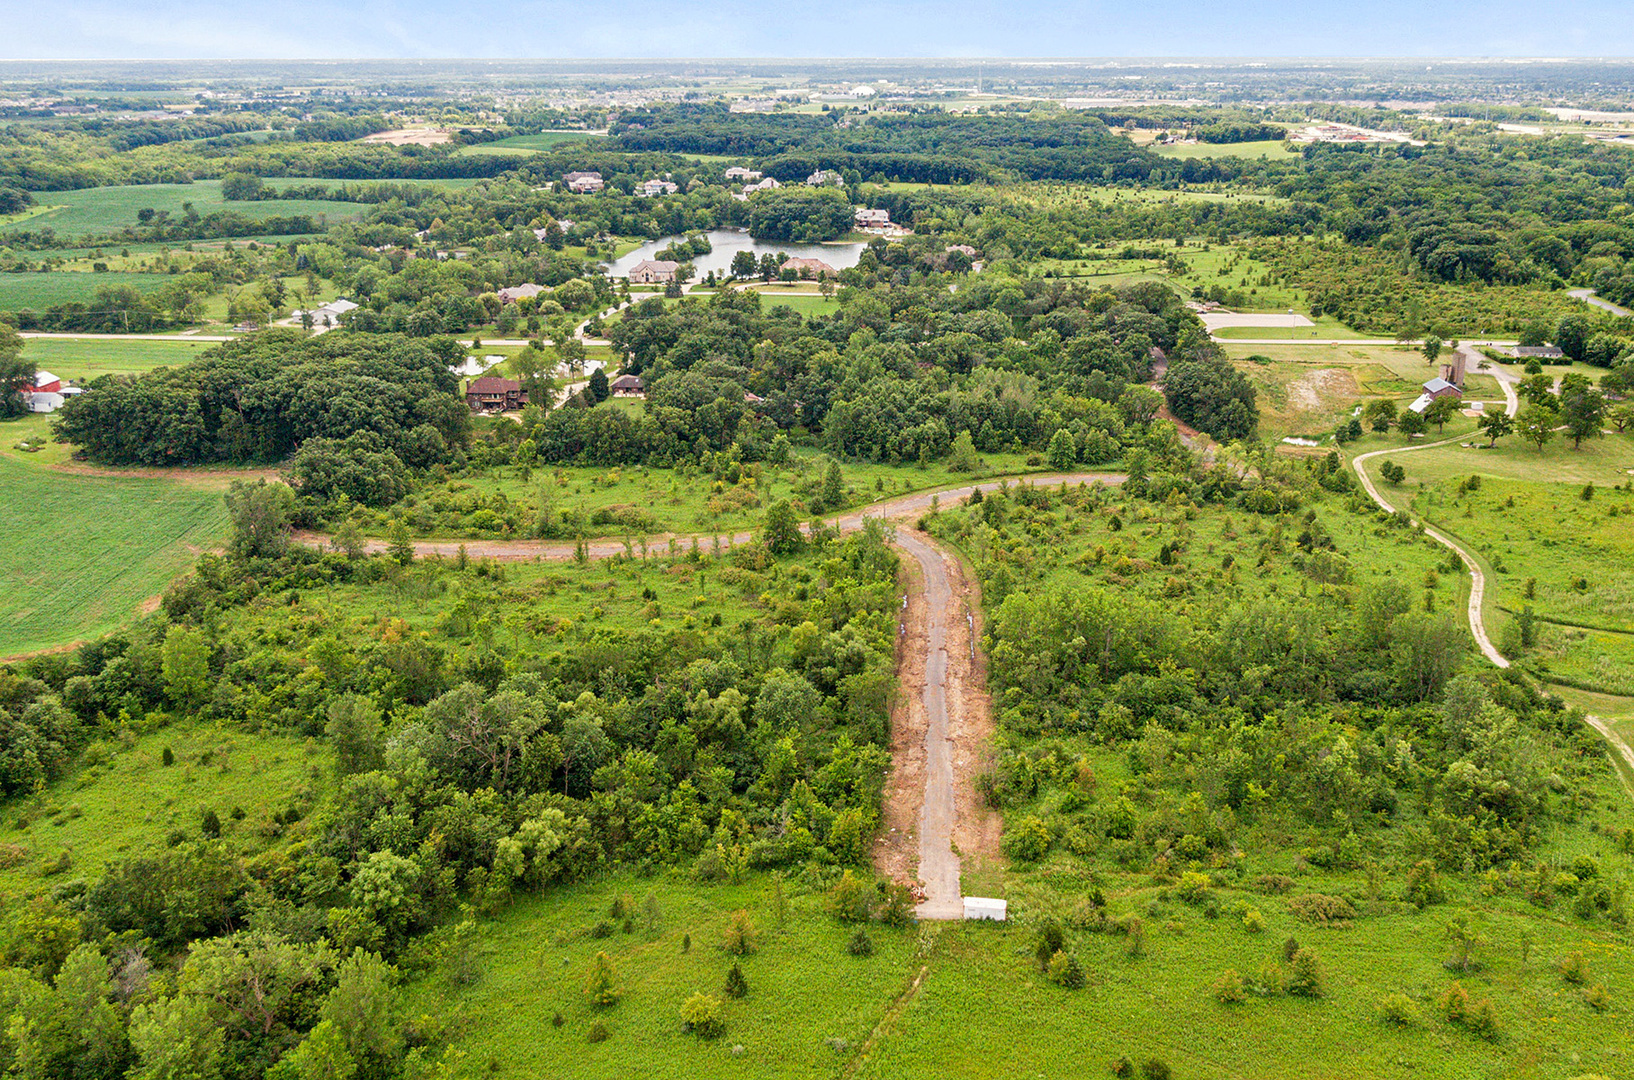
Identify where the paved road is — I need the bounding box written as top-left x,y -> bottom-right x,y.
894,529 -> 964,919
1568,288 -> 1634,318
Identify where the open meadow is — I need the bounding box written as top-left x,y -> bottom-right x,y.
0,412 -> 233,658
1,180 -> 370,239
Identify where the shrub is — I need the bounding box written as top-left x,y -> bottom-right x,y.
1287,894 -> 1356,925
1048,951 -> 1086,990
878,881 -> 917,928
1583,983 -> 1610,1011
1213,968 -> 1246,1004
584,952 -> 620,1008
1281,936 -> 1301,963
1241,907 -> 1266,934
1560,951 -> 1588,985
828,870 -> 874,923
724,962 -> 748,999
587,1021 -> 609,1043
1176,871 -> 1211,904
1256,959 -> 1285,996
1254,874 -> 1294,895
1379,992 -> 1422,1027
1111,1056 -> 1134,1078
1438,981 -> 1469,1024
1287,947 -> 1324,997
200,808 -> 222,839
847,929 -> 874,957
1034,919 -> 1066,969
1405,860 -> 1445,908
162,746 -> 175,767
1002,815 -> 1053,863
681,993 -> 725,1040
1466,998 -> 1499,1040
1141,1059 -> 1172,1080
723,910 -> 758,956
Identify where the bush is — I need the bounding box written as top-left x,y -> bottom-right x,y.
1002,815 -> 1053,863
1466,998 -> 1499,1040
1583,983 -> 1610,1011
681,992 -> 725,1039
1141,1059 -> 1173,1080
828,870 -> 874,923
1560,951 -> 1588,985
1287,893 -> 1356,925
724,962 -> 748,999
723,910 -> 758,956
1213,968 -> 1246,1004
1379,992 -> 1422,1027
587,1021 -> 609,1043
1438,981 -> 1469,1024
1241,908 -> 1266,934
1287,947 -> 1324,997
1405,860 -> 1445,908
1111,1057 -> 1134,1078
584,951 -> 620,1008
1176,871 -> 1211,904
847,929 -> 874,957
1048,951 -> 1086,990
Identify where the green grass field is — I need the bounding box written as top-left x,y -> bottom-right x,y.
1152,139 -> 1301,160
2,180 -> 369,238
0,724 -> 322,895
457,131 -> 608,157
0,420 -> 232,658
20,337 -> 217,380
0,271 -> 176,310
367,451 -> 1050,542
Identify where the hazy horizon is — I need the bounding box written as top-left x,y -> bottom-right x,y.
4,0 -> 1634,62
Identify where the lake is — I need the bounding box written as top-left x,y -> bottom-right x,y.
605,229 -> 866,279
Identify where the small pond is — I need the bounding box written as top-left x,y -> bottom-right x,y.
604,229 -> 866,279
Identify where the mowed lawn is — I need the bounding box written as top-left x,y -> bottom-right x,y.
0,430 -> 230,658
1,179 -> 369,238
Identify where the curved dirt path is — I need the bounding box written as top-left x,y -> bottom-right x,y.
1353,437 -> 1508,667
1348,374 -> 1634,788
296,472 -> 1126,561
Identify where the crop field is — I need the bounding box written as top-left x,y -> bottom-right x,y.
0,724 -> 322,896
0,270 -> 174,310
0,421 -> 233,658
1152,138 -> 1301,160
1,179 -> 368,238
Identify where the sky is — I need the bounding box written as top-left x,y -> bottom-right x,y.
3,0 -> 1633,59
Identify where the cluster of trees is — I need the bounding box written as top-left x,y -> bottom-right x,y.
0,504 -> 904,1077
925,460 -> 1609,889
746,188 -> 855,242
53,331 -> 469,468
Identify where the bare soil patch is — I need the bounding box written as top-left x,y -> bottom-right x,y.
359,127 -> 450,146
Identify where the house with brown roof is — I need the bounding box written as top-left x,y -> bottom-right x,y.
609,374 -> 645,397
466,376 -> 528,413
496,283 -> 546,304
628,259 -> 679,284
779,257 -> 836,279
